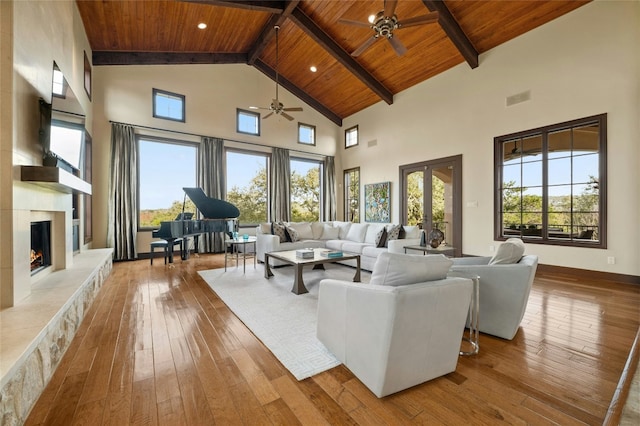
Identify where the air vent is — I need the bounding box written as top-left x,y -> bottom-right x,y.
368,139 -> 378,147
506,90 -> 531,107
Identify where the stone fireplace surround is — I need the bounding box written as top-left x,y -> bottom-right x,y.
0,183 -> 113,424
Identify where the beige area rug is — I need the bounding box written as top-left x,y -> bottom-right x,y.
198,263 -> 370,380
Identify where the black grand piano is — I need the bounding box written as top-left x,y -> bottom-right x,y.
152,187 -> 240,263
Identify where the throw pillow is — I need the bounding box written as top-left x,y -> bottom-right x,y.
345,223 -> 368,242
364,224 -> 385,244
288,222 -> 313,239
259,223 -> 272,234
285,225 -> 300,242
384,224 -> 403,247
370,252 -> 453,286
375,227 -> 388,248
271,222 -> 289,243
334,221 -> 352,240
489,238 -> 525,264
311,222 -> 325,239
321,224 -> 340,240
402,225 -> 421,239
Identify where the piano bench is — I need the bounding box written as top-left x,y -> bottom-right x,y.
150,239 -> 183,265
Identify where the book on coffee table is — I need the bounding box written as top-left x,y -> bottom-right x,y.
320,249 -> 343,258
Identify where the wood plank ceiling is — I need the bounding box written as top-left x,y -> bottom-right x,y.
76,0 -> 590,126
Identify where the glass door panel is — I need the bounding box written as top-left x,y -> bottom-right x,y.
401,155 -> 462,256
431,165 -> 454,246
405,170 -> 424,226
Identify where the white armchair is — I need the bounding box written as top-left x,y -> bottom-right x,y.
317,276 -> 473,397
449,254 -> 538,340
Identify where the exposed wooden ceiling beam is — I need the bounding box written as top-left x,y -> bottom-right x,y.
289,7 -> 394,105
247,1 -> 300,65
179,0 -> 285,14
92,51 -> 247,66
422,0 -> 479,69
254,58 -> 342,126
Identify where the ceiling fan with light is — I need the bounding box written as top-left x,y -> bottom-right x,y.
339,0 -> 439,57
250,25 -> 303,121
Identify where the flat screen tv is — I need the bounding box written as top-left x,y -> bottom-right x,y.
39,62 -> 86,172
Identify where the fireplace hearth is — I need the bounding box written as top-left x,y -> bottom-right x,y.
31,221 -> 52,275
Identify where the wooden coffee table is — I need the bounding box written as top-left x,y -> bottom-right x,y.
264,248 -> 361,295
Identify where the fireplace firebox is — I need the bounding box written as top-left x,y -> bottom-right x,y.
31,221 -> 52,275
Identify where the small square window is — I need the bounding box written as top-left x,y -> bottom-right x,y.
237,108 -> 260,136
153,88 -> 185,122
298,123 -> 316,146
345,125 -> 359,148
52,68 -> 65,97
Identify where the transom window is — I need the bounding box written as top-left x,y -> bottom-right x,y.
52,68 -> 66,97
345,125 -> 359,148
298,123 -> 316,146
495,114 -> 606,248
152,89 -> 185,122
237,108 -> 260,136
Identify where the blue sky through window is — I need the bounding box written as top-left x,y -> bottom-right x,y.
154,90 -> 184,121
139,139 -> 196,209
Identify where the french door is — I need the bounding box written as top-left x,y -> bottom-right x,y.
400,155 -> 462,256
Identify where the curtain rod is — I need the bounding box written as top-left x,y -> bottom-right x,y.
108,120 -> 329,158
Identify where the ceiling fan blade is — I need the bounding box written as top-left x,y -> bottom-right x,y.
338,18 -> 371,28
384,0 -> 398,17
387,35 -> 407,56
398,12 -> 439,28
281,112 -> 295,121
250,106 -> 270,110
263,112 -> 274,119
351,35 -> 378,57
283,107 -> 303,112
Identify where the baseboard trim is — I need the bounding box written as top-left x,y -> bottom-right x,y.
536,263 -> 640,285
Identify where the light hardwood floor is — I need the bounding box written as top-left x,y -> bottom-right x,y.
25,254 -> 640,425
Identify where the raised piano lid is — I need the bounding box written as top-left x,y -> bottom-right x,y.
183,187 -> 240,219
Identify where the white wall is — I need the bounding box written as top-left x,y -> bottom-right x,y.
340,0 -> 639,276
92,64 -> 340,251
4,0 -> 92,306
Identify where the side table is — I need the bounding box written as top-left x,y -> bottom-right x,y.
225,236 -> 257,273
404,245 -> 456,257
447,271 -> 479,356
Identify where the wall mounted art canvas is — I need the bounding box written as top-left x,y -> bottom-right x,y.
365,182 -> 391,223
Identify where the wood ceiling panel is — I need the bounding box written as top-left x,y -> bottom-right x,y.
299,0 -> 465,94
76,0 -> 271,52
76,0 -> 591,122
258,21 -> 380,119
446,0 -> 591,53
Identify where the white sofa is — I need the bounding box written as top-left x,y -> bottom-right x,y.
317,252 -> 473,397
256,221 -> 422,271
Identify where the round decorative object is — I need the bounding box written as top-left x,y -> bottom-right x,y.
427,228 -> 445,245
430,238 -> 440,248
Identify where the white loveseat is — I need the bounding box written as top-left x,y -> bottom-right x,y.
317,252 -> 473,397
255,221 -> 422,271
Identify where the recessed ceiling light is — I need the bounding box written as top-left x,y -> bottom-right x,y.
197,22 -> 207,29
310,66 -> 317,73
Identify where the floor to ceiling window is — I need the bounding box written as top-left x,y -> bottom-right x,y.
226,150 -> 269,226
290,158 -> 322,222
343,167 -> 360,222
138,137 -> 197,228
